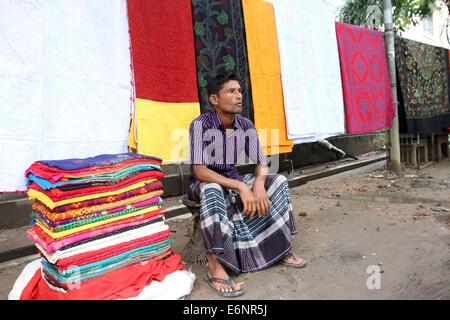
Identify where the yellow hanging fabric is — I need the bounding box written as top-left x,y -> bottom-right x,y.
242,0 -> 293,155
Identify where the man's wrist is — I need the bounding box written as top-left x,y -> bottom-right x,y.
254,176 -> 266,184
236,181 -> 247,192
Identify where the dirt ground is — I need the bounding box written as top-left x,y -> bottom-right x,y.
171,159 -> 450,300
1,159 -> 449,300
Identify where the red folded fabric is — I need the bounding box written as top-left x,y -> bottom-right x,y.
28,170 -> 165,201
20,253 -> 185,300
336,22 -> 395,134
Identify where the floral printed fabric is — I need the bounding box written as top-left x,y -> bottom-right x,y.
192,0 -> 254,121
395,36 -> 450,133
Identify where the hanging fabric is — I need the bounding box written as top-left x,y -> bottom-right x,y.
396,36 -> 450,134
127,0 -> 200,162
191,0 -> 254,121
336,22 -> 395,134
273,0 -> 345,144
241,0 -> 293,155
0,0 -> 132,192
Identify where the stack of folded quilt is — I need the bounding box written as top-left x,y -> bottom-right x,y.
23,153 -> 186,296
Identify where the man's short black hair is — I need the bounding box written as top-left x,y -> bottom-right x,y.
207,73 -> 240,97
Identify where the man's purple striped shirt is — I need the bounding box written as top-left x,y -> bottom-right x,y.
189,112 -> 267,184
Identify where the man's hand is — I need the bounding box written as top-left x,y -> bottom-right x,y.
237,183 -> 258,218
252,179 -> 271,217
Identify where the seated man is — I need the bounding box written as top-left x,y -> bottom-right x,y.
188,73 -> 306,297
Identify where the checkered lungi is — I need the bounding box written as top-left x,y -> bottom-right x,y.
188,174 -> 297,273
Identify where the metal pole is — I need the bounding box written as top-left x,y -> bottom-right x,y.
383,0 -> 402,176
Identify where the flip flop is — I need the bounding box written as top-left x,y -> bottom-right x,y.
204,274 -> 245,298
281,253 -> 307,268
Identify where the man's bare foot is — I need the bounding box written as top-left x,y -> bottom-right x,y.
206,254 -> 243,294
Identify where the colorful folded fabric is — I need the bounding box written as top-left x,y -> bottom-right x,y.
30,153 -> 161,171
27,164 -> 161,190
35,222 -> 169,259
29,215 -> 164,251
35,206 -> 162,239
32,191 -> 163,222
28,179 -> 158,209
55,238 -> 170,271
23,152 -> 180,297
33,198 -> 163,231
55,230 -> 171,268
41,251 -> 175,292
336,22 -> 395,134
44,240 -> 172,278
19,253 -> 185,300
28,170 -> 165,201
33,196 -> 162,227
26,157 -> 162,183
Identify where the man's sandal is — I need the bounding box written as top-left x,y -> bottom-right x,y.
281,252 -> 307,268
204,274 -> 245,297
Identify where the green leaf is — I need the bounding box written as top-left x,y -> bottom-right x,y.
223,55 -> 235,71
198,72 -> 207,88
194,21 -> 205,36
217,10 -> 229,25
196,55 -> 208,69
224,27 -> 233,39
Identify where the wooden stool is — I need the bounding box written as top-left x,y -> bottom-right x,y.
180,195 -> 208,266
435,133 -> 449,160
400,134 -> 433,169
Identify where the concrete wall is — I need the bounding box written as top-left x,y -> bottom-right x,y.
161,133 -> 380,197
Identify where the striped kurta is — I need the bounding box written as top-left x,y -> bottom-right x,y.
188,174 -> 297,273
188,112 -> 267,186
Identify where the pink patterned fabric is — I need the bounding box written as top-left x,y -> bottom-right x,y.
336,22 -> 395,134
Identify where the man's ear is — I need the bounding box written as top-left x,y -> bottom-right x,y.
209,94 -> 219,106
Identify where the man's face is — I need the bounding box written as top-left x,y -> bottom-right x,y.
210,80 -> 242,114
